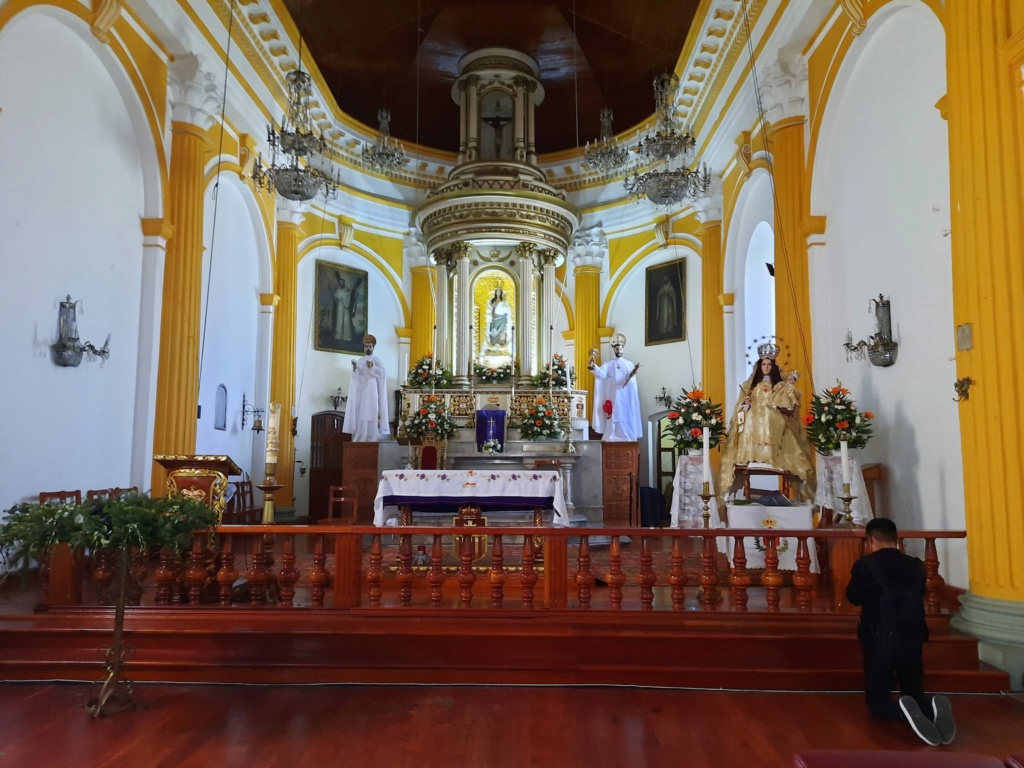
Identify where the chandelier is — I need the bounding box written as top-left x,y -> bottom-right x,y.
584,107 -> 627,173
624,73 -> 711,207
362,108 -> 407,172
253,68 -> 338,202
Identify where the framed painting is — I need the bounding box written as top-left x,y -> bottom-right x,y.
314,260 -> 369,354
645,258 -> 686,346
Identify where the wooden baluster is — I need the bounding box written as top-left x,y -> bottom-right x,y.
669,536 -> 687,610
397,534 -> 414,606
520,536 -> 537,608
762,535 -> 782,612
607,536 -> 625,609
93,549 -> 115,605
793,536 -> 813,612
367,534 -> 383,608
308,534 -> 329,608
490,534 -> 506,607
427,534 -> 445,606
155,547 -> 175,605
247,535 -> 267,605
184,533 -> 207,605
923,537 -> 945,615
216,535 -> 237,606
575,536 -> 595,609
730,536 -> 750,611
638,536 -> 655,609
458,534 -> 476,606
700,533 -> 719,608
277,535 -> 298,607
128,547 -> 148,606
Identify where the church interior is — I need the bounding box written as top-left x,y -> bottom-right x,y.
1,0 -> 1023,763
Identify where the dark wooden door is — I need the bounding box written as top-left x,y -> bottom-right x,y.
602,442 -> 639,526
309,411 -> 348,522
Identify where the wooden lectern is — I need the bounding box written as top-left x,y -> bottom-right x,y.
153,455 -> 242,521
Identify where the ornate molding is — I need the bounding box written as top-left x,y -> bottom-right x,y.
694,175 -> 724,224
168,55 -> 221,129
275,198 -> 306,228
90,0 -> 121,44
759,53 -> 809,126
569,223 -> 608,269
404,227 -> 430,267
840,0 -> 868,37
418,196 -> 579,254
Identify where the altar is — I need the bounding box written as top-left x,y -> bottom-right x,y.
721,504 -> 819,572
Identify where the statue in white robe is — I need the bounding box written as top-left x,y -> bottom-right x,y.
343,334 -> 391,442
589,333 -> 642,442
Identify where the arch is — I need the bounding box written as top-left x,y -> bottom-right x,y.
204,171 -> 274,295
600,234 -> 702,326
0,1 -> 165,218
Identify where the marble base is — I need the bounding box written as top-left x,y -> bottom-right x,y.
951,592 -> 1024,691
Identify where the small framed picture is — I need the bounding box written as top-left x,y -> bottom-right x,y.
645,258 -> 686,346
314,260 -> 368,355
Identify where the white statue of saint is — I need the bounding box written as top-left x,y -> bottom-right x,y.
342,334 -> 391,442
589,333 -> 642,441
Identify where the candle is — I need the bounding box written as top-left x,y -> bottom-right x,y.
840,439 -> 851,486
402,351 -> 409,377
702,426 -> 711,484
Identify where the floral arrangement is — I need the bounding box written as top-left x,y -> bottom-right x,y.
402,394 -> 457,439
514,395 -> 564,440
474,361 -> 513,385
803,381 -> 874,455
406,354 -> 452,389
663,387 -> 726,451
535,353 -> 568,388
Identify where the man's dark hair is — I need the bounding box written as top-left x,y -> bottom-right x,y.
866,517 -> 898,544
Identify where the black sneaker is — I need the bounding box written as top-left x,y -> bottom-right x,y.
932,694 -> 956,745
899,695 -> 941,746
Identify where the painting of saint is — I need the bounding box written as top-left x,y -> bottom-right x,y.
315,259 -> 369,355
645,259 -> 686,345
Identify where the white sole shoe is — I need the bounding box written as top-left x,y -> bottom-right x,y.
899,695 -> 941,746
932,694 -> 956,745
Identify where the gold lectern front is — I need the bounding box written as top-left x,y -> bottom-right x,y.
153,454 -> 242,520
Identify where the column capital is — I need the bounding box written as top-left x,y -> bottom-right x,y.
451,241 -> 472,260
539,248 -> 561,267
141,217 -> 175,247
569,223 -> 607,269
168,54 -> 221,129
431,248 -> 454,269
694,175 -> 724,224
404,227 -> 430,267
275,198 -> 307,228
759,52 -> 808,127
515,241 -> 537,262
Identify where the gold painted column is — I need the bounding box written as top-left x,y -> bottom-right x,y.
151,56 -> 219,491
761,57 -> 813,396
570,226 -> 606,420
696,181 -> 725,411
269,200 -> 304,509
409,250 -> 438,370
946,0 -> 1024,685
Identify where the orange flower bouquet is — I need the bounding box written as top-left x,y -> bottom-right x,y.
804,381 -> 874,455
663,386 -> 725,451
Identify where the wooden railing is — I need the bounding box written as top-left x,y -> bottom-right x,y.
106,525 -> 967,615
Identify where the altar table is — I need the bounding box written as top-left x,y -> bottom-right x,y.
373,469 -> 569,527
669,454 -> 722,528
722,504 -> 819,572
814,454 -> 873,525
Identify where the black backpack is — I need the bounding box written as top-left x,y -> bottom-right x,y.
865,556 -> 926,658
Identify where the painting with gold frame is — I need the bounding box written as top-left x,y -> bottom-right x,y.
645,258 -> 685,346
314,260 -> 368,355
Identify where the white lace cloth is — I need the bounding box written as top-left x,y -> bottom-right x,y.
721,504 -> 819,572
813,454 -> 873,525
668,454 -> 722,528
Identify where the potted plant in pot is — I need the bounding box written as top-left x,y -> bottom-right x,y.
0,492 -> 218,717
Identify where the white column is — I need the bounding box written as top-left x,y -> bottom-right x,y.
433,249 -> 451,371
526,82 -> 537,165
466,75 -> 480,162
540,249 -> 558,367
454,242 -> 473,386
513,76 -> 526,161
516,242 -> 537,384
131,220 -> 171,493
457,80 -> 468,164
253,297 -> 276,478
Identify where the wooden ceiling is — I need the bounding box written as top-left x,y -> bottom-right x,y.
284,0 -> 702,154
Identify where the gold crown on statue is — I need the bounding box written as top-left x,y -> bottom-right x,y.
757,341 -> 780,360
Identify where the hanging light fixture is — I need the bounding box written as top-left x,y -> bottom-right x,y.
253,63 -> 339,201
584,107 -> 627,173
362,108 -> 407,172
624,73 -> 711,207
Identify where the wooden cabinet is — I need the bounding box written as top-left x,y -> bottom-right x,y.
602,442 -> 639,526
308,411 -> 379,524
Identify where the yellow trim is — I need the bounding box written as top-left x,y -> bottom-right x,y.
259,293 -> 280,307
141,217 -> 174,241
269,219 -> 301,507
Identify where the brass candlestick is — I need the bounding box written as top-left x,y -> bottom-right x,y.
257,462 -> 284,525
838,481 -> 857,528
699,480 -> 714,529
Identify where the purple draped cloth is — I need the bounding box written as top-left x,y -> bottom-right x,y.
475,409 -> 506,452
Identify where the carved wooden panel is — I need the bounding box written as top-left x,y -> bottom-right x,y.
602,442 -> 638,526
343,442 -> 380,525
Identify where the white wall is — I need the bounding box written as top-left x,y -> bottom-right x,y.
605,244 -> 703,485
810,6 -> 965,584
0,13 -> 149,507
743,220 -> 776,365
292,246 -> 404,515
195,177 -> 262,478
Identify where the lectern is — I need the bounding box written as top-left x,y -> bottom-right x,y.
153,455 -> 241,520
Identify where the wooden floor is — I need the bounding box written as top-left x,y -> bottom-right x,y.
1,683 -> 1021,767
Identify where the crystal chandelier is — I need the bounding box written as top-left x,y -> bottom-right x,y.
624,73 -> 711,207
584,107 -> 627,173
362,108 -> 407,172
253,68 -> 338,202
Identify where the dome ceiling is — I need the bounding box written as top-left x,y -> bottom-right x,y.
284,0 -> 701,155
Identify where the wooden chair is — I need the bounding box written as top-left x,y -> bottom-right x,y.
113,486 -> 139,498
414,433 -> 447,470
325,485 -> 358,525
86,488 -> 115,501
38,490 -> 82,505
224,480 -> 258,525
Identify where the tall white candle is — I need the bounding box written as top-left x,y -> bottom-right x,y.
840,439 -> 851,486
266,402 -> 281,465
431,325 -> 438,373
402,351 -> 409,378
702,426 -> 711,484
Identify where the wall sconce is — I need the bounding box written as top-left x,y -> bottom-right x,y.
241,393 -> 264,433
844,294 -> 898,367
51,295 -> 110,367
329,386 -> 347,411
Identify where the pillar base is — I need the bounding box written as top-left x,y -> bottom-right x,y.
950,592 -> 1024,691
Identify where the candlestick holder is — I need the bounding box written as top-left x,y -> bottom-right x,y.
838,481 -> 857,528
699,480 -> 714,529
257,462 -> 284,525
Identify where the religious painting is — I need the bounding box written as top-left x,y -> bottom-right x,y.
645,258 -> 686,346
314,260 -> 369,355
472,268 -> 516,367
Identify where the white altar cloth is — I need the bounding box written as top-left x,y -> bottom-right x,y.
722,504 -> 819,572
814,454 -> 873,525
669,454 -> 722,528
373,469 -> 569,527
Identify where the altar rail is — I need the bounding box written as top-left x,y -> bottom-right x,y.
136,526 -> 966,614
